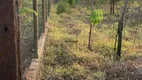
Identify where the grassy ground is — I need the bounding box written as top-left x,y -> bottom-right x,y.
41,4 -> 142,80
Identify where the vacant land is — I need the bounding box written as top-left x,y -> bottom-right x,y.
42,3 -> 142,80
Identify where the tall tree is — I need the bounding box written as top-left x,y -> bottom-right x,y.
110,0 -> 115,15
116,0 -> 128,59
0,0 -> 22,79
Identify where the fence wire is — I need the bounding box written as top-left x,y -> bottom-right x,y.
38,1 -> 44,39
20,0 -> 48,75
20,2 -> 34,73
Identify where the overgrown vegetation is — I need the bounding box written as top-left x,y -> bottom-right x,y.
42,1 -> 142,79
56,1 -> 70,14
56,0 -> 80,14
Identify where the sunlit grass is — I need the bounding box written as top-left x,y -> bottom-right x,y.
42,3 -> 142,80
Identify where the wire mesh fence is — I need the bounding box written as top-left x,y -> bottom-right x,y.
20,1 -> 34,72
19,0 -> 50,76
38,1 -> 44,38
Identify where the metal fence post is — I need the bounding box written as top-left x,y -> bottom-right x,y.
33,0 -> 38,58
45,0 -> 48,22
42,0 -> 46,33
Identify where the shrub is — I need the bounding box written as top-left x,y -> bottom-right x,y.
56,1 -> 70,14
68,0 -> 75,6
68,0 -> 79,6
90,9 -> 103,25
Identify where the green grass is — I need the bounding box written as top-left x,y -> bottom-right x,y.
42,4 -> 142,80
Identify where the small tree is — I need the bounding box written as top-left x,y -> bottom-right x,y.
88,9 -> 103,50
116,0 -> 128,59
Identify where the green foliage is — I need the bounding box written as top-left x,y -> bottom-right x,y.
90,9 -> 103,25
99,0 -> 105,4
68,0 -> 75,4
56,1 -> 70,14
68,0 -> 75,6
23,0 -> 33,6
19,7 -> 38,22
67,0 -> 79,6
19,7 -> 38,16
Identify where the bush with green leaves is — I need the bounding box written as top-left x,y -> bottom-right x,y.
19,7 -> 38,22
68,0 -> 75,6
90,9 -> 103,25
68,0 -> 79,6
56,1 -> 70,14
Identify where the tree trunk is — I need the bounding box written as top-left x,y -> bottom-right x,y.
116,0 -> 128,59
117,22 -> 123,58
114,28 -> 117,51
88,24 -> 93,50
110,0 -> 115,15
134,6 -> 141,45
88,0 -> 94,51
0,0 -> 22,79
